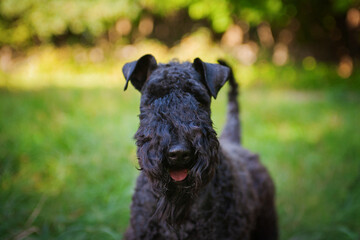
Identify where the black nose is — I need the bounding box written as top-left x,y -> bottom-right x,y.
167,144 -> 191,165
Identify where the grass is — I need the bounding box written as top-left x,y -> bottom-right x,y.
0,86 -> 359,240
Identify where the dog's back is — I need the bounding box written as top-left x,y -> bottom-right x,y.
219,60 -> 278,240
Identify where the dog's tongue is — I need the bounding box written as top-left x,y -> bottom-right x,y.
169,169 -> 188,181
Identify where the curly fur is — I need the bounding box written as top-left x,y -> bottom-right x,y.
122,57 -> 278,240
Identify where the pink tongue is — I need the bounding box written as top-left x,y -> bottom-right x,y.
169,169 -> 188,181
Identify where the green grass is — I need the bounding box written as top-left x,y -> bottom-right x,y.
1,87 -> 359,240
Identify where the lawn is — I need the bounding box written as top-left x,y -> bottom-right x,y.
0,86 -> 359,240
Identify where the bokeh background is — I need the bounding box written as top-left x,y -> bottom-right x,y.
1,0 -> 360,239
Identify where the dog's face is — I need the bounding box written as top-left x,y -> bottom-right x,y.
123,54 -> 230,225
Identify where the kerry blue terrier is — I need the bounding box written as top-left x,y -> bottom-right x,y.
122,54 -> 278,240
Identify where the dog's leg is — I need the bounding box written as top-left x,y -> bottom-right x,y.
251,193 -> 278,240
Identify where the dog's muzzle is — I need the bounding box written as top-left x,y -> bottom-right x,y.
167,144 -> 192,182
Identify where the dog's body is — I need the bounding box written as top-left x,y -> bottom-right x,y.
123,55 -> 278,240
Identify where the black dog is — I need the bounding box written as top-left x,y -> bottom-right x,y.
122,54 -> 278,240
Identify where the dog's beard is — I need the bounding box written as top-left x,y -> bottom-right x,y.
154,180 -> 195,226
149,156 -> 217,226
136,132 -> 219,226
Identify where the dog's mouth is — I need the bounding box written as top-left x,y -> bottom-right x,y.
169,169 -> 188,182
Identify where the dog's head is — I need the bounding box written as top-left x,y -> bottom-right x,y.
123,54 -> 230,225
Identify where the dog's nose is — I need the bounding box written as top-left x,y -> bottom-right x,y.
168,145 -> 191,165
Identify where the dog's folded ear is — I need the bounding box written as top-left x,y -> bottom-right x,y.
123,54 -> 157,91
193,58 -> 231,99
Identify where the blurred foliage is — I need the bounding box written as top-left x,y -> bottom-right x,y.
1,0 -> 359,85
0,0 -> 140,46
0,32 -> 359,91
0,0 -> 359,46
